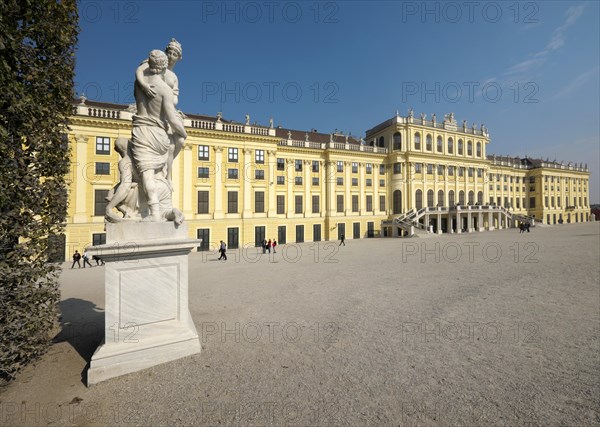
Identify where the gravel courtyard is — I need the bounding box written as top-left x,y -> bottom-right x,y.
1,222 -> 599,426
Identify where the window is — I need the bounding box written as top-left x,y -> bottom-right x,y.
448,166 -> 454,176
379,179 -> 385,187
312,177 -> 319,186
255,170 -> 265,180
337,177 -> 343,186
312,195 -> 320,213
427,164 -> 433,175
458,167 -> 464,177
379,195 -> 386,212
313,224 -> 321,242
92,233 -> 106,246
198,145 -> 209,160
337,161 -> 343,172
228,147 -> 238,162
436,136 -> 443,152
447,138 -> 453,154
529,176 -> 535,184
255,191 -> 264,213
366,195 -> 373,212
476,142 -> 482,157
477,191 -> 483,205
95,162 -> 110,175
468,167 -> 473,177
96,137 -> 110,155
415,163 -> 422,174
227,191 -> 238,213
415,189 -> 423,210
94,189 -> 109,216
414,133 -> 421,150
228,168 -> 238,179
529,197 -> 536,209
449,190 -> 455,206
337,195 -> 344,212
366,163 -> 372,174
437,190 -> 444,206
467,141 -> 473,155
198,167 -> 210,178
278,225 -> 286,244
427,190 -> 434,207
352,178 -> 358,186
352,195 -> 359,212
459,191 -> 465,205
393,132 -> 402,150
255,149 -> 264,164
468,191 -> 474,205
277,158 -> 285,171
227,227 -> 239,250
295,225 -> 304,243
352,162 -> 358,173
477,168 -> 483,178
295,160 -> 302,172
379,165 -> 386,175
277,176 -> 285,185
295,176 -> 303,185
366,179 -> 372,187
197,191 -> 209,214
393,163 -> 402,174
295,195 -> 303,213
458,139 -> 464,155
312,161 -> 319,172
426,134 -> 432,151
277,195 -> 285,214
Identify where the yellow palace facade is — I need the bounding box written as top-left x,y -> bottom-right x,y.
59,99 -> 591,260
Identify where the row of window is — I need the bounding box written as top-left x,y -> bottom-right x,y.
394,163 -> 484,178
389,133 -> 483,157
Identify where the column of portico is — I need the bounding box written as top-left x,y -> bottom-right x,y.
267,150 -> 276,216
345,161 -> 351,215
213,146 -> 224,218
304,160 -> 311,216
286,159 -> 294,217
407,162 -> 413,211
73,134 -> 89,223
242,148 -> 252,218
359,162 -> 366,214
456,206 -> 461,234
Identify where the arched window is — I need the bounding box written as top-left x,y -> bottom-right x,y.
459,190 -> 465,205
426,134 -> 432,151
378,136 -> 385,148
437,190 -> 444,206
393,132 -> 402,151
415,189 -> 423,210
458,139 -> 464,155
414,133 -> 421,150
436,136 -> 443,153
447,138 -> 453,154
476,142 -> 482,157
468,191 -> 474,205
393,190 -> 402,214
427,189 -> 434,207
448,190 -> 455,207
467,140 -> 473,156
477,191 -> 483,205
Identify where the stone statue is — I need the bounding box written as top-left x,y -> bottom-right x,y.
305,132 -> 309,141
135,38 -> 185,186
287,130 -> 292,139
408,108 -> 414,119
105,137 -> 139,222
269,117 -> 274,128
431,113 -> 436,123
131,49 -> 187,223
420,112 -> 426,120
245,114 -> 250,125
449,112 -> 455,123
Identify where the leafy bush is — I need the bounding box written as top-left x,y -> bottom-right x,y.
0,0 -> 78,382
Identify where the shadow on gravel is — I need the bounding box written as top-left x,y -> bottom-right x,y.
53,298 -> 104,385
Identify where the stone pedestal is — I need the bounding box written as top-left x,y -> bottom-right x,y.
86,222 -> 201,386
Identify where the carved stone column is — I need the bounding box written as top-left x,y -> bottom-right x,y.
242,148 -> 252,218
304,160 -> 311,217
213,146 -> 223,219
267,150 -> 276,216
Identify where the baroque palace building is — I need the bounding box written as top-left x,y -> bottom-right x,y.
59,98 -> 591,261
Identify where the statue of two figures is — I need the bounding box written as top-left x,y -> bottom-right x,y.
105,39 -> 187,225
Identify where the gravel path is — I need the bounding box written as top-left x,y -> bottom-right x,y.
1,223 -> 599,426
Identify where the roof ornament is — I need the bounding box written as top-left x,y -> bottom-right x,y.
79,93 -> 87,105
287,130 -> 292,140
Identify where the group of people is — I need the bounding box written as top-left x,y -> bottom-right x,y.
71,250 -> 105,268
519,222 -> 531,233
261,239 -> 277,254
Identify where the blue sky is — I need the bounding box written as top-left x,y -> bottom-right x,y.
75,1 -> 600,202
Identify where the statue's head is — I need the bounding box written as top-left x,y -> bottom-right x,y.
114,137 -> 129,156
148,49 -> 168,74
165,38 -> 183,60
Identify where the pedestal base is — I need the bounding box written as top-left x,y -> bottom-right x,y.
86,222 -> 201,386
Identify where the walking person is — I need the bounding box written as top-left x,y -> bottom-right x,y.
267,239 -> 272,253
339,234 -> 345,246
71,250 -> 81,269
218,240 -> 227,261
82,250 -> 93,268
262,239 -> 266,254
272,239 -> 277,253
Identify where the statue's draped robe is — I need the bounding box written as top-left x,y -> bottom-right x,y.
131,115 -> 169,173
